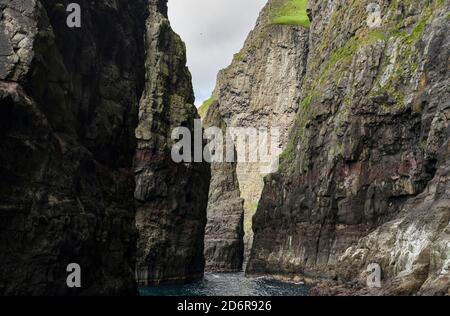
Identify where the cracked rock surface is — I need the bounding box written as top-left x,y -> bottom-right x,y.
202,101 -> 245,272
0,0 -> 209,294
247,0 -> 449,295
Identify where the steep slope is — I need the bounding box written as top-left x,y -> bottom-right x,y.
248,0 -> 449,295
203,0 -> 310,267
134,1 -> 210,285
0,0 -> 209,294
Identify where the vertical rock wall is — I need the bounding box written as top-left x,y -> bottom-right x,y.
0,0 -> 147,295
134,0 -> 210,285
248,0 -> 449,295
202,101 -> 245,272
0,0 -> 210,294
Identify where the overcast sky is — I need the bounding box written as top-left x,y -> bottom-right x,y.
168,0 -> 267,106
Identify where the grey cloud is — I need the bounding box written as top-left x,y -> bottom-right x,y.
168,0 -> 267,105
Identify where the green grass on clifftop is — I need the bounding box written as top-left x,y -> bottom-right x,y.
198,95 -> 214,118
272,0 -> 310,27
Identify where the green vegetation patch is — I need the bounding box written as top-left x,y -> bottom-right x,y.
198,95 -> 214,118
278,0 -> 443,172
371,3 -> 439,111
280,30 -> 387,167
244,202 -> 259,235
271,0 -> 310,28
233,51 -> 243,62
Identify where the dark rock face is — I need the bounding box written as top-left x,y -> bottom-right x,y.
0,0 -> 147,295
337,152 -> 450,295
202,102 -> 245,272
134,1 -> 210,285
248,0 -> 449,295
0,0 -> 209,294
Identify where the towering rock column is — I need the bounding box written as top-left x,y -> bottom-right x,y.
202,102 -> 245,272
134,0 -> 211,285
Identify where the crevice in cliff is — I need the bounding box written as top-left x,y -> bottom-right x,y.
199,0 -> 311,273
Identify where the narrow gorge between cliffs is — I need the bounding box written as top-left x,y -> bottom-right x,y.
0,0 -> 448,297
168,0 -> 450,296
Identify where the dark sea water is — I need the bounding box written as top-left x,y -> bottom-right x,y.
139,272 -> 308,296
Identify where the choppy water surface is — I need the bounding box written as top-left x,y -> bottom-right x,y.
139,272 -> 308,296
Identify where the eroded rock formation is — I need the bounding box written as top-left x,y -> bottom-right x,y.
202,101 -> 245,272
0,0 -> 209,294
1,0 -> 448,296
134,0 -> 210,285
247,0 -> 449,295
0,0 -> 147,295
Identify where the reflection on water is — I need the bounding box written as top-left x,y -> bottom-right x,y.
139,272 -> 308,296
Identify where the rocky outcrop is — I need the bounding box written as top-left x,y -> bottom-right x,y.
338,151 -> 449,295
0,0 -> 209,294
202,101 -> 245,272
134,1 -> 210,285
204,0 -> 309,266
247,0 -> 449,295
0,0 -> 147,295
